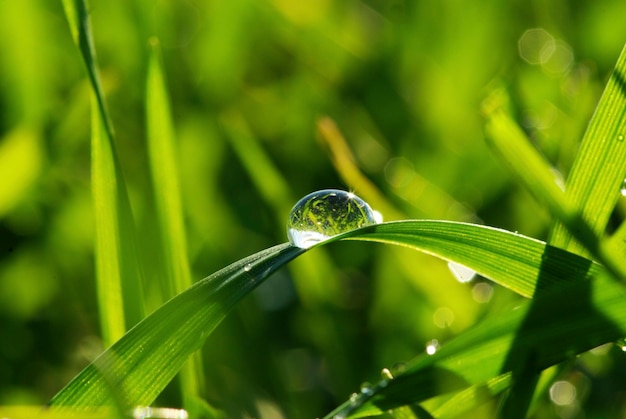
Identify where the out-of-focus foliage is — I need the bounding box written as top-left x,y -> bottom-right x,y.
0,0 -> 625,418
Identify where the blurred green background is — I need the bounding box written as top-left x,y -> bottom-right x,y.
1,1 -> 625,417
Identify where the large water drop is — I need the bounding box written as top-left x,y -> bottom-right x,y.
287,189 -> 380,249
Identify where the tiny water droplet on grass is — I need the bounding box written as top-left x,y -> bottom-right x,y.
360,381 -> 373,395
426,339 -> 440,355
620,179 -> 626,197
287,189 -> 380,249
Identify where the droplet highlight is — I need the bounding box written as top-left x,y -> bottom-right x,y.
360,382 -> 373,396
425,339 -> 440,355
287,189 -> 380,249
621,179 -> 626,197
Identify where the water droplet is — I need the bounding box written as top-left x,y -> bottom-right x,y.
448,262 -> 476,283
615,337 -> 626,351
243,263 -> 252,272
380,368 -> 393,380
287,190 -> 380,249
425,339 -> 440,355
618,134 -> 624,142
621,179 -> 626,197
349,392 -> 359,405
360,381 -> 373,396
132,406 -> 189,419
391,362 -> 407,376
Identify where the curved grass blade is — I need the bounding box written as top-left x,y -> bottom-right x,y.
49,243 -> 304,409
332,220 -> 601,298
49,220 -> 604,411
324,269 -> 626,418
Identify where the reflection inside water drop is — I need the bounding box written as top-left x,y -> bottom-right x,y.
621,179 -> 626,197
287,189 -> 380,249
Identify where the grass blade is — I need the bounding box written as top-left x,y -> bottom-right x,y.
482,88 -> 626,283
62,0 -> 115,141
324,270 -> 626,418
48,244 -> 304,409
63,0 -> 145,346
333,220 -> 601,298
48,219 -> 604,411
550,43 -> 626,254
145,38 -> 212,414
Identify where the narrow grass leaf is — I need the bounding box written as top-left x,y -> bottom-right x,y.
324,269 -> 626,418
62,0 -> 115,141
482,89 -> 626,283
49,244 -> 304,409
551,43 -> 626,254
63,0 -> 145,346
146,38 -> 192,311
333,220 -> 601,298
49,220 -> 604,411
145,38 -> 209,412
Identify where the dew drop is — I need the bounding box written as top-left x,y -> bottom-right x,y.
380,367 -> 393,380
618,134 -> 624,142
425,339 -> 440,355
448,262 -> 476,283
287,190 -> 380,249
349,392 -> 359,404
621,179 -> 626,197
243,263 -> 252,272
391,362 -> 407,376
360,382 -> 373,396
615,337 -> 626,351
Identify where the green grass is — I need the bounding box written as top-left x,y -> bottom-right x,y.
1,1 -> 626,418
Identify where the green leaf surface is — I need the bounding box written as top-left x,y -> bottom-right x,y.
324,269 -> 626,418
62,0 -> 115,141
64,0 -> 145,346
337,220 -> 601,298
145,38 -> 210,413
50,220 -> 604,411
551,43 -> 626,254
49,243 -> 304,409
146,37 -> 193,305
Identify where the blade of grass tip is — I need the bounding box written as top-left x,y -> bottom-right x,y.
482,88 -> 626,283
64,0 -> 145,345
49,243 -> 305,409
550,43 -> 626,254
145,37 -> 211,414
62,0 -> 115,141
